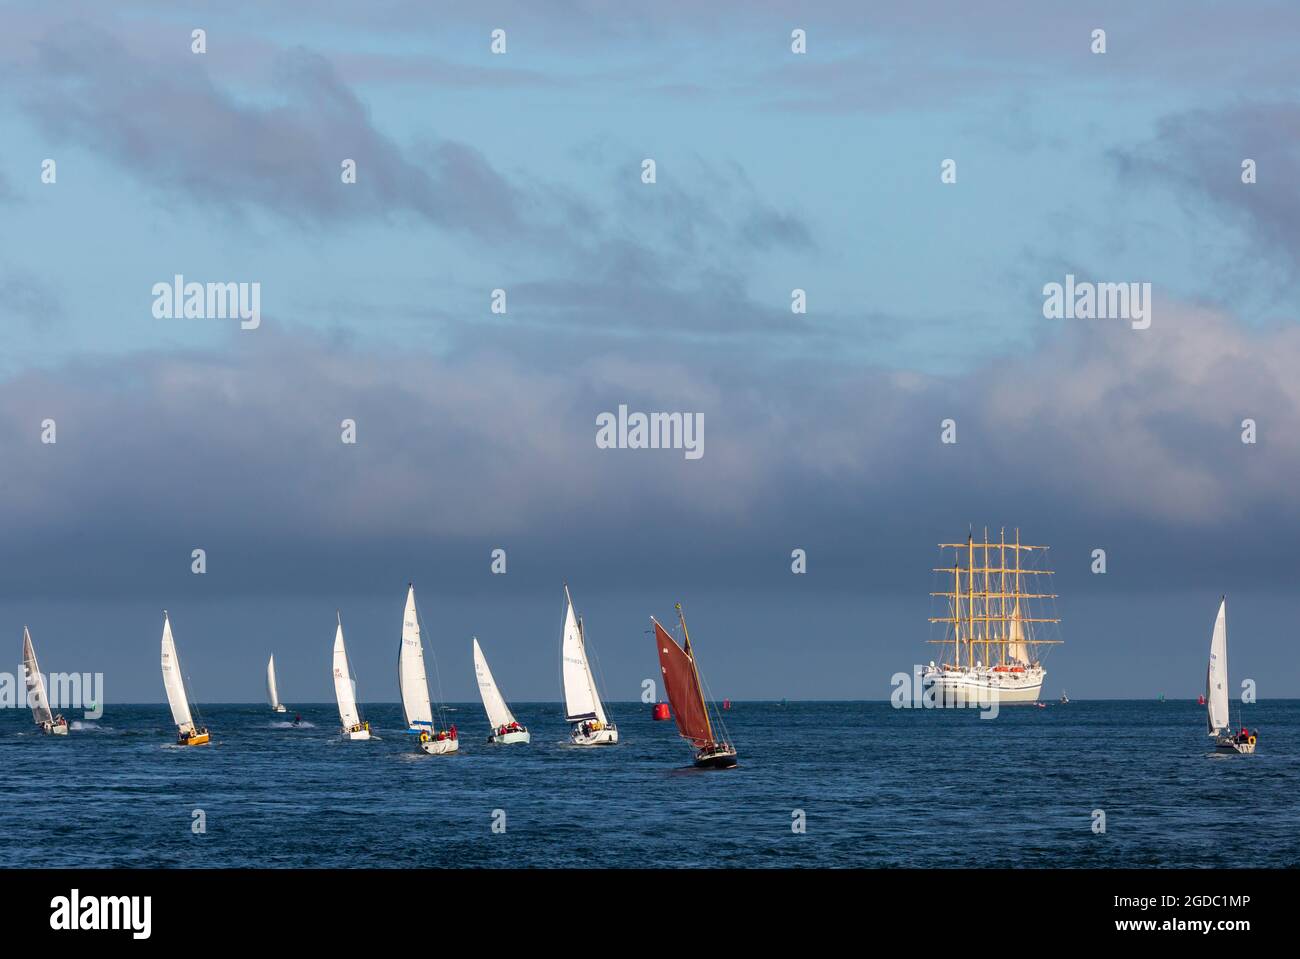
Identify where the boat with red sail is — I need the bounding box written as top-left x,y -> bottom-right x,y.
651,604 -> 737,769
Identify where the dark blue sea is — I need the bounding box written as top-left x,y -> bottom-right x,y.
3,700 -> 1298,868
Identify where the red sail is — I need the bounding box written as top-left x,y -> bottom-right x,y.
654,620 -> 712,745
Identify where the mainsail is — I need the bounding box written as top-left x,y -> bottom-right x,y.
160,613 -> 196,734
266,655 -> 282,709
398,584 -> 434,728
653,618 -> 713,746
1206,598 -> 1230,735
473,637 -> 516,729
333,617 -> 361,730
22,627 -> 54,725
561,586 -> 607,724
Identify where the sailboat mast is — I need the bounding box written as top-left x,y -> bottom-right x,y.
967,534 -> 975,667
999,528 -> 1007,666
953,563 -> 962,668
676,604 -> 715,743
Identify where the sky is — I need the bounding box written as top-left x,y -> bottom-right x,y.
1,1 -> 1298,705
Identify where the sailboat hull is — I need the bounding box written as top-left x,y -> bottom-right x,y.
179,732 -> 210,747
694,746 -> 738,769
418,737 -> 459,755
272,705 -> 287,713
570,725 -> 618,746
489,730 -> 530,744
921,667 -> 1044,705
344,729 -> 371,741
1215,737 -> 1256,755
46,724 -> 69,736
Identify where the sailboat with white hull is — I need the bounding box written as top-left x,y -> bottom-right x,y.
922,529 -> 1062,705
473,638 -> 529,744
1206,597 -> 1257,755
652,604 -> 737,769
22,627 -> 68,735
333,613 -> 371,740
561,584 -> 618,745
160,612 -> 210,746
399,584 -> 458,755
266,654 -> 288,712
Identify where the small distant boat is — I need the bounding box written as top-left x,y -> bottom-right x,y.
160,612 -> 210,746
1206,597 -> 1257,755
399,584 -> 457,755
473,637 -> 529,744
22,627 -> 68,735
267,654 -> 288,713
333,614 -> 371,740
652,604 -> 737,769
561,584 -> 618,746
1059,690 -> 1069,704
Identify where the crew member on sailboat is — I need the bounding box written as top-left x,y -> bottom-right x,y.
22,626 -> 69,735
651,604 -> 737,769
160,612 -> 210,746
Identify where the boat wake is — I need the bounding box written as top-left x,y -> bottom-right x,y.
271,721 -> 316,729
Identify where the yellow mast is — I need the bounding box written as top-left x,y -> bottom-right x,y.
676,603 -> 715,743
967,534 -> 975,668
999,528 -> 1007,666
953,563 -> 963,668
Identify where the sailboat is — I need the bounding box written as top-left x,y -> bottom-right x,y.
1206,597 -> 1257,755
561,584 -> 618,745
399,583 -> 457,755
333,613 -> 371,740
266,654 -> 288,712
22,627 -> 68,735
160,612 -> 210,746
1059,690 -> 1069,704
923,528 -> 1062,705
473,637 -> 529,744
651,604 -> 737,769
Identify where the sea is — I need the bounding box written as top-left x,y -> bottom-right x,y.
2,700 -> 1298,868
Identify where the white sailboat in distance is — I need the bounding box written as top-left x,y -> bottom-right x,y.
160,612 -> 210,746
1206,597 -> 1257,755
399,583 -> 458,755
473,637 -> 529,744
561,584 -> 618,745
267,654 -> 288,712
22,627 -> 68,735
333,613 -> 371,740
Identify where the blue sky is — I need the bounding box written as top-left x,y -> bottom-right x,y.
1,1 -> 1299,703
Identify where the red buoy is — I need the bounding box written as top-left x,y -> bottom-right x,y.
722,699 -> 731,710
651,702 -> 670,721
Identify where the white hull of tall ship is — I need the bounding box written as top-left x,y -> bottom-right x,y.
922,666 -> 1045,704
570,724 -> 618,746
489,729 -> 530,745
419,737 -> 459,755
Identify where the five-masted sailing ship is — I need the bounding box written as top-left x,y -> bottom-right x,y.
561,584 -> 618,745
1205,597 -> 1257,755
333,613 -> 371,740
399,583 -> 457,754
923,529 -> 1062,705
652,604 -> 737,769
160,611 -> 210,746
22,626 -> 69,735
473,637 -> 529,744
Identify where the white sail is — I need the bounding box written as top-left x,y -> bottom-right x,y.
561,586 -> 607,724
473,637 -> 516,729
22,627 -> 54,725
398,584 -> 434,728
333,617 -> 361,729
1206,598 -> 1230,735
160,613 -> 195,734
266,654 -> 282,709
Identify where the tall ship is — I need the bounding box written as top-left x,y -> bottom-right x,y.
922,528 -> 1062,705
